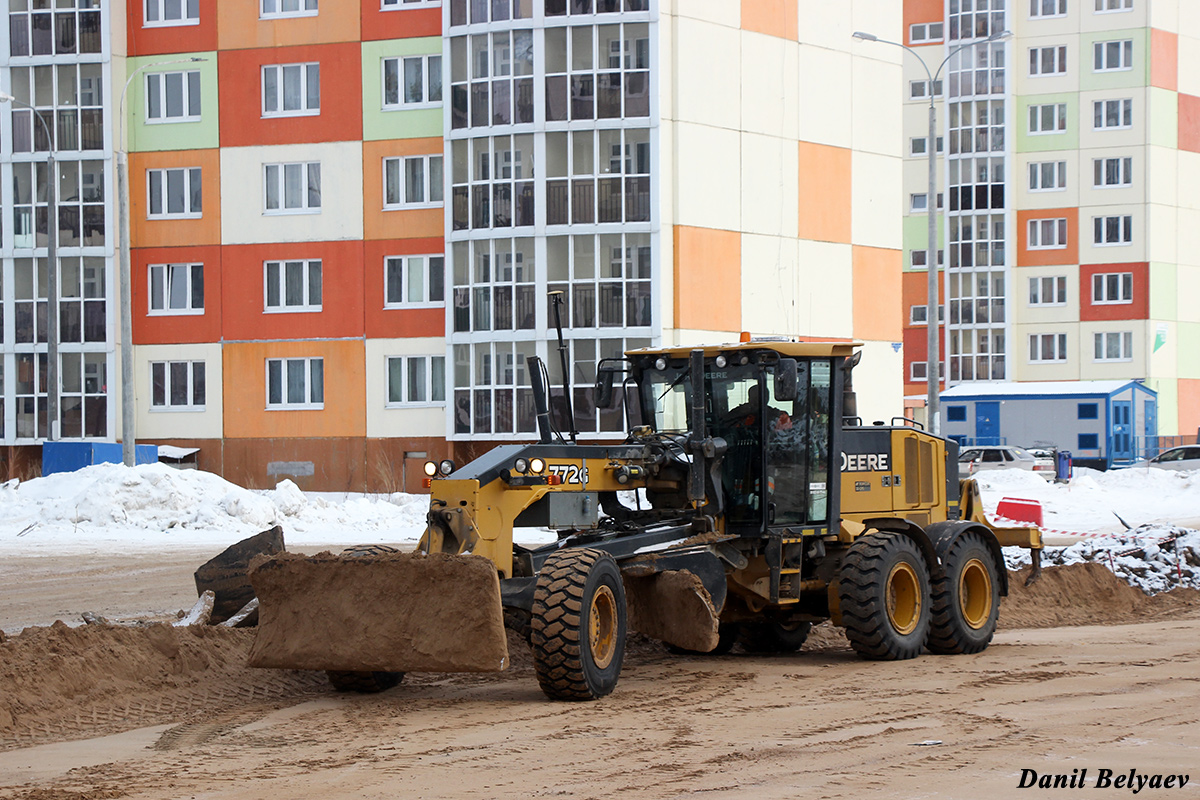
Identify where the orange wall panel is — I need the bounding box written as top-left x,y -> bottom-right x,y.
1179,379 -> 1200,437
129,149 -> 222,248
1151,29 -> 1178,92
132,245 -> 223,345
740,0 -> 797,40
222,340 -> 366,439
361,3 -> 441,41
217,43 -> 363,147
217,0 -> 361,50
364,237 -> 446,339
903,0 -> 944,46
798,141 -> 851,245
363,138 -> 446,241
128,0 -> 218,56
852,246 -> 902,342
1079,262 -> 1149,322
673,226 -> 741,332
220,241 -> 365,341
1016,208 -> 1078,266
1179,93 -> 1200,154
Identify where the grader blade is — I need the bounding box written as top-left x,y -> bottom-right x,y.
624,569 -> 721,653
247,551 -> 509,673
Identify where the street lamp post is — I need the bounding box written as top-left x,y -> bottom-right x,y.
0,92 -> 59,442
116,57 -> 206,466
852,29 -> 1011,437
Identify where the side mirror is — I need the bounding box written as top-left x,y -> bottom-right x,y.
774,358 -> 799,402
594,367 -> 616,408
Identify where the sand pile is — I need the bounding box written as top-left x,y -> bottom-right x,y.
1000,562 -> 1200,629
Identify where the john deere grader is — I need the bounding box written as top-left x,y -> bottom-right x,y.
248,341 -> 1043,700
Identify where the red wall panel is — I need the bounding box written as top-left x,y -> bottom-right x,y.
364,237 -> 445,339
361,3 -> 441,41
220,241 -> 365,341
128,0 -> 218,56
132,245 -> 223,345
218,43 -> 363,147
1079,262 -> 1149,322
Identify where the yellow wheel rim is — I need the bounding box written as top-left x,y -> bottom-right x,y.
589,584 -> 618,669
886,562 -> 922,636
958,558 -> 993,630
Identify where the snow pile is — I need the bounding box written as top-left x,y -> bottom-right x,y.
1005,526 -> 1200,594
975,467 -> 1200,534
0,463 -> 432,556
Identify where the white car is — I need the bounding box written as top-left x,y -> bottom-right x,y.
1134,445 -> 1200,472
958,446 -> 1054,480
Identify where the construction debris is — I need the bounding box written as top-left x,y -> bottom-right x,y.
174,591 -> 215,628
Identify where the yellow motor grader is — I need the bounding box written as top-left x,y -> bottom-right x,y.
248,340 -> 1043,700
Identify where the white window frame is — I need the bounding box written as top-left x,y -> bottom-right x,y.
260,0 -> 318,19
1029,46 -> 1068,77
909,305 -> 945,325
909,193 -> 943,212
910,249 -> 944,269
1093,214 -> 1133,246
1029,333 -> 1068,363
262,63 -> 321,118
264,259 -> 322,313
1092,272 -> 1133,304
145,70 -> 201,123
909,136 -> 944,156
1094,39 -> 1134,72
382,55 -> 443,109
909,79 -> 944,99
1029,276 -> 1067,306
1095,0 -> 1132,12
909,22 -> 944,43
385,254 -> 445,308
909,361 -> 945,381
383,0 -> 441,7
1029,0 -> 1067,18
1028,160 -> 1068,192
150,361 -> 206,411
148,263 -> 204,315
147,167 -> 202,219
383,155 -> 444,209
1093,157 -> 1133,188
144,0 -> 200,27
263,162 -> 321,214
266,357 -> 324,410
1028,103 -> 1068,135
1094,331 -> 1133,361
385,355 -> 446,407
1093,98 -> 1133,130
1027,218 -> 1068,250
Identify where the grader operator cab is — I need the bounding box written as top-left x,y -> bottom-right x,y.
249,340 -> 1043,700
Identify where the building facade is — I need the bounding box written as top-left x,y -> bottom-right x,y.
900,0 -> 1200,448
1,1 -> 907,490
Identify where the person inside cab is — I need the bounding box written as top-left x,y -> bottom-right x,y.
724,383 -> 793,432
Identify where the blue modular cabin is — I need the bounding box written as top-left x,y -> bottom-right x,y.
939,380 -> 1158,469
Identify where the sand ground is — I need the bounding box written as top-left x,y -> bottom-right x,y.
1,549 -> 1198,799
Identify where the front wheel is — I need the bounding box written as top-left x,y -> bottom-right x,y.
531,548 -> 627,701
839,532 -> 932,660
927,532 -> 1000,655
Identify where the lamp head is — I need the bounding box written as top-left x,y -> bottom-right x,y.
852,31 -> 879,42
0,91 -> 14,103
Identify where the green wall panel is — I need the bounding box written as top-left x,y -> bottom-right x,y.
127,52 -> 219,152
1015,92 -> 1079,153
362,37 -> 444,142
1078,28 -> 1150,93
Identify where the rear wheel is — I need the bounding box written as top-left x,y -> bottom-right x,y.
325,670 -> 404,693
927,532 -> 1000,655
531,548 -> 627,701
324,543 -> 405,693
738,619 -> 812,653
839,532 -> 931,660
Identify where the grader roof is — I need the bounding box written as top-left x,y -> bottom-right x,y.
627,340 -> 863,360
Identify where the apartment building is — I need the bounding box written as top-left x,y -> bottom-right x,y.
1,1 -> 907,490
900,0 -> 1200,451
